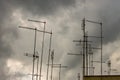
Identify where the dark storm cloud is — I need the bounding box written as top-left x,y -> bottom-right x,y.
10,0 -> 76,16
103,19 -> 120,44
0,0 -> 19,80
96,0 -> 120,44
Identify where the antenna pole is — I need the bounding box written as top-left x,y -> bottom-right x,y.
32,28 -> 37,80
78,73 -> 80,80
85,33 -> 88,75
100,23 -> 103,76
82,18 -> 86,76
91,51 -> 94,75
39,22 -> 46,80
46,31 -> 52,80
108,60 -> 111,75
51,50 -> 54,80
36,52 -> 39,80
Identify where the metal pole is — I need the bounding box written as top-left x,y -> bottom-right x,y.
78,73 -> 80,80
85,33 -> 88,75
108,60 -> 111,75
91,52 -> 94,75
51,50 -> 54,80
100,23 -> 103,77
39,22 -> 46,80
82,18 -> 86,76
46,32 -> 52,80
59,64 -> 61,80
88,45 -> 91,75
32,28 -> 37,80
36,54 -> 39,80
88,44 -> 94,75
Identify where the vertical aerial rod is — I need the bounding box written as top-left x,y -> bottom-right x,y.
83,0 -> 86,76
39,22 -> 46,80
51,50 -> 54,80
88,52 -> 90,75
91,51 -> 94,75
46,31 -> 52,80
78,73 -> 80,80
36,52 -> 39,80
88,44 -> 91,75
100,23 -> 103,76
85,33 -> 88,75
32,28 -> 37,80
82,18 -> 86,76
108,60 -> 111,75
36,57 -> 39,80
88,44 -> 94,75
59,64 -> 61,80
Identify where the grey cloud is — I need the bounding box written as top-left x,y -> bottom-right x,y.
10,0 -> 76,16
0,0 -> 19,80
96,0 -> 120,44
0,60 -> 9,80
0,21 -> 18,79
12,72 -> 26,78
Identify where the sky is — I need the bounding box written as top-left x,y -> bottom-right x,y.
1,0 -> 120,80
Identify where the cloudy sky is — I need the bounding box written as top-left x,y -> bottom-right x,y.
1,0 -> 120,80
